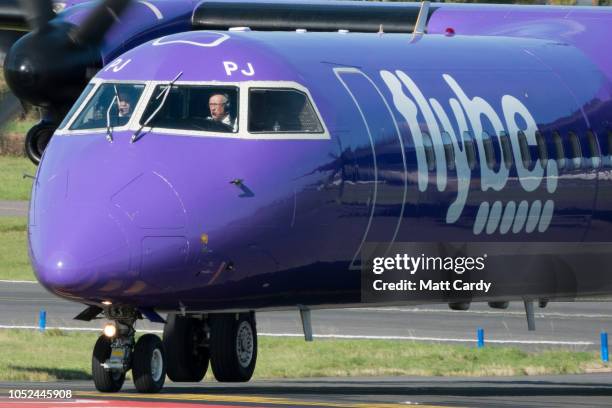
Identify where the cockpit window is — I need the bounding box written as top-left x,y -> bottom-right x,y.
248,88 -> 323,133
69,83 -> 145,130
140,85 -> 238,133
59,83 -> 94,129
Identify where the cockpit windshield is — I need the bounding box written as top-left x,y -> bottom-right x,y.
140,85 -> 238,133
70,83 -> 145,131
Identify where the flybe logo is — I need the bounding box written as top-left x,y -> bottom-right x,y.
379,70 -> 558,235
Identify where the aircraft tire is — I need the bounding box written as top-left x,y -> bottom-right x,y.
132,334 -> 166,393
25,121 -> 55,165
92,335 -> 125,392
163,315 -> 209,382
210,313 -> 257,382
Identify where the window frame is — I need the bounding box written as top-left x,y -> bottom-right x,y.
567,131 -> 583,170
422,132 -> 436,172
586,130 -> 601,169
463,131 -> 477,171
441,131 -> 455,172
481,131 -> 496,170
58,78 -> 149,133
139,83 -> 241,134
553,131 -> 566,171
247,86 -> 325,134
535,130 -> 548,169
58,83 -> 95,130
56,79 -> 330,140
606,130 -> 612,167
499,131 -> 513,170
517,131 -> 533,170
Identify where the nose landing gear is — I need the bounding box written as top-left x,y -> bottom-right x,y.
92,334 -> 127,392
91,308 -> 166,393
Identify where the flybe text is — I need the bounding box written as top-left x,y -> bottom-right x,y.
380,70 -> 558,235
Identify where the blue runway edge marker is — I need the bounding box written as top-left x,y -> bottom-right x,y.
477,327 -> 484,348
601,332 -> 608,363
39,309 -> 46,332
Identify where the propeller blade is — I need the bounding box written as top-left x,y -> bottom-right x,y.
0,91 -> 24,129
17,0 -> 54,31
69,0 -> 132,46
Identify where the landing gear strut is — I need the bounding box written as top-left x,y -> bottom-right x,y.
91,308 -> 166,393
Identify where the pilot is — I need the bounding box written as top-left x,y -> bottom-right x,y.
117,94 -> 132,118
207,93 -> 236,132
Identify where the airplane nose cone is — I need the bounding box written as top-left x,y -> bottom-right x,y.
35,250 -> 84,290
30,204 -> 131,293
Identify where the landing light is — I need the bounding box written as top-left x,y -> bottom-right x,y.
103,323 -> 117,338
101,300 -> 112,306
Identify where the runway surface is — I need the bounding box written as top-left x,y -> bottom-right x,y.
0,201 -> 27,217
1,374 -> 612,407
2,281 -> 612,349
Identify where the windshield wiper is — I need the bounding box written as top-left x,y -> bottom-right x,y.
105,84 -> 121,143
132,71 -> 183,143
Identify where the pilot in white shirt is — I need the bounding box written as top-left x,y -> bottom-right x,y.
207,93 -> 236,132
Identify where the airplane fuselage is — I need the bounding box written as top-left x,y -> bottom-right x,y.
27,3 -> 612,312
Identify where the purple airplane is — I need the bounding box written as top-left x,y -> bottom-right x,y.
1,0 -> 612,394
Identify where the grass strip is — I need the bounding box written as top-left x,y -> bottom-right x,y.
0,217 -> 35,281
0,329 -> 606,382
0,156 -> 36,201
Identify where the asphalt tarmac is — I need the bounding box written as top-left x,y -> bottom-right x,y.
1,281 -> 612,350
1,374 -> 612,407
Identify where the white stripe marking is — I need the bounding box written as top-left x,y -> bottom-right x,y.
0,280 -> 36,284
0,324 -> 161,333
0,325 -> 593,345
349,307 -> 612,319
260,332 -> 593,345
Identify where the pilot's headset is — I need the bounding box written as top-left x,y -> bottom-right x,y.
221,93 -> 231,111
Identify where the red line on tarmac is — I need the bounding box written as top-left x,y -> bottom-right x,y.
0,399 -> 260,407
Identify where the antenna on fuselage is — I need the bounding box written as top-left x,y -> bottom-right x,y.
411,1 -> 430,42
